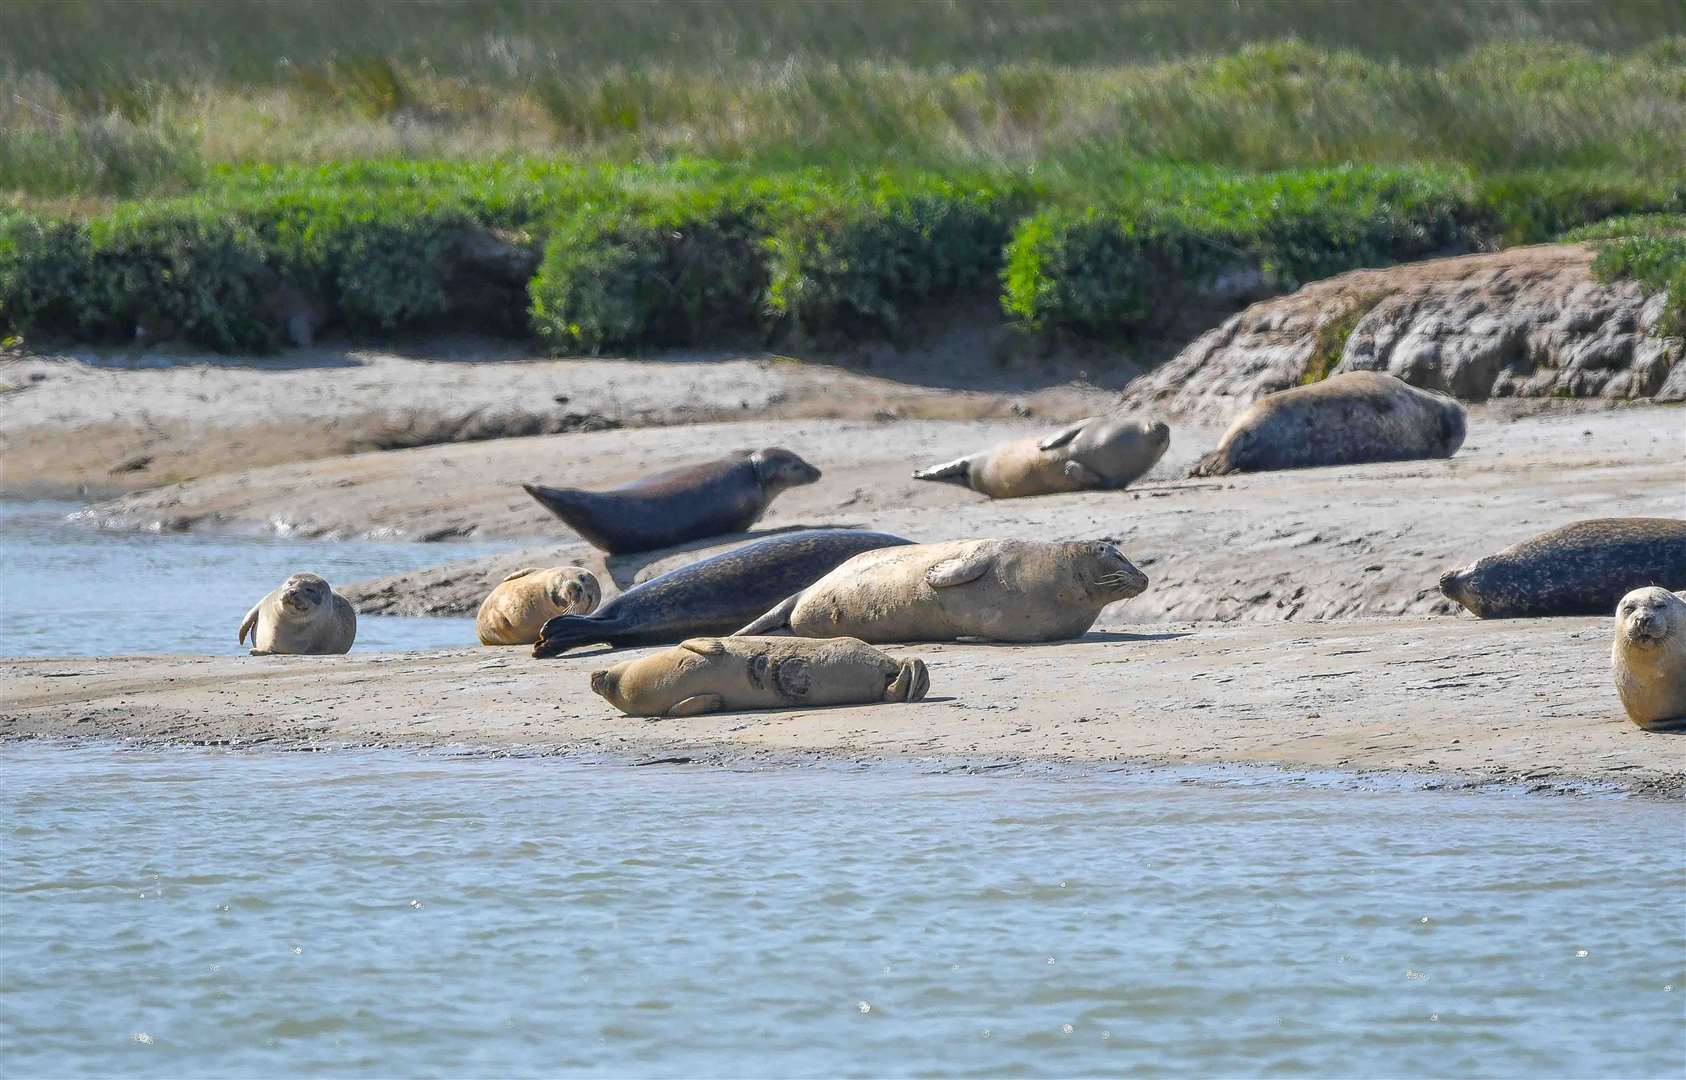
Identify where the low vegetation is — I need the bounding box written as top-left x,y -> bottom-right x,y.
1567,216 -> 1686,340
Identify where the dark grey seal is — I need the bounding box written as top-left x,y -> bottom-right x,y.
523,448 -> 821,554
531,529 -> 913,657
1191,371 -> 1465,476
1439,518 -> 1686,618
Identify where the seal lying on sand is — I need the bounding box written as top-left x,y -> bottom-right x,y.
913,416 -> 1170,498
1439,518 -> 1686,618
590,636 -> 930,717
476,565 -> 600,646
238,572 -> 356,655
1192,371 -> 1465,476
1611,587 -> 1686,731
532,529 -> 912,657
522,448 -> 821,554
736,538 -> 1148,643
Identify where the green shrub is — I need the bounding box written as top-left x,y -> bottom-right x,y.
0,212 -> 98,341
762,175 -> 1022,337
529,188 -> 772,353
1559,213 -> 1686,242
1593,233 -> 1686,338
1476,172 -> 1685,246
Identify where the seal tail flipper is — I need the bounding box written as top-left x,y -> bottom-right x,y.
886,658 -> 930,702
911,456 -> 973,485
734,593 -> 802,636
521,483 -> 586,523
238,603 -> 260,646
531,614 -> 605,658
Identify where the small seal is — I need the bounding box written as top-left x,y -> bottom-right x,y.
589,636 -> 930,717
237,572 -> 356,655
531,529 -> 913,657
1611,587 -> 1686,730
1192,371 -> 1465,476
913,416 -> 1170,498
475,565 -> 601,646
1440,518 -> 1686,618
736,538 -> 1148,643
522,448 -> 822,554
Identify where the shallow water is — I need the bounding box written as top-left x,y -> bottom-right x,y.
3,743 -> 1682,1078
0,502 -> 508,655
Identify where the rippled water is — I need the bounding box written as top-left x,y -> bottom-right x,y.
0,502 -> 508,655
3,743 -> 1682,1078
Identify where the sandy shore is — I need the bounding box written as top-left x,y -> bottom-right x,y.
3,616 -> 1678,796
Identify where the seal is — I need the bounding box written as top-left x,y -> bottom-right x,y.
1191,371 -> 1465,476
237,572 -> 356,655
522,448 -> 822,554
736,538 -> 1148,643
531,529 -> 913,657
475,565 -> 601,646
1611,587 -> 1686,731
1439,518 -> 1686,618
913,416 -> 1170,498
589,636 -> 930,717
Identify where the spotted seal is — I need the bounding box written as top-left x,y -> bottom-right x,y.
475,565 -> 600,646
1191,371 -> 1465,476
237,572 -> 356,655
531,529 -> 913,657
589,636 -> 930,717
913,416 -> 1170,498
1611,587 -> 1686,730
736,538 -> 1148,643
1439,518 -> 1686,618
523,448 -> 822,554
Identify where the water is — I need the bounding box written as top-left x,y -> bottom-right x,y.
3,744 -> 1682,1078
0,502 -> 510,655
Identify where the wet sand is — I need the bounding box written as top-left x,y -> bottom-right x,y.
2,616 -> 1678,797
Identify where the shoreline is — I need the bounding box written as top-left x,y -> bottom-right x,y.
5,616 -> 1680,800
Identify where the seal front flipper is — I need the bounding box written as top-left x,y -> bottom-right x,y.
1037,419 -> 1093,452
925,551 -> 995,588
238,602 -> 261,646
1062,460 -> 1109,488
886,658 -> 929,702
734,593 -> 803,636
911,455 -> 974,485
667,694 -> 724,717
680,638 -> 727,657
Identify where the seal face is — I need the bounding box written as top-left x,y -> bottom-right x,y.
589,636 -> 931,718
475,565 -> 601,646
521,447 -> 822,554
913,416 -> 1171,498
1611,587 -> 1686,730
1191,371 -> 1465,476
238,572 -> 356,655
735,538 -> 1149,644
531,529 -> 914,657
1439,518 -> 1686,618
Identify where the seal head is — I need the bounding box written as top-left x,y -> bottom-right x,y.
1611,587 -> 1686,730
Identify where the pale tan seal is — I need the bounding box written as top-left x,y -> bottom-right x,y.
736,538 -> 1148,643
1611,587 -> 1686,731
237,572 -> 356,655
590,636 -> 930,718
476,566 -> 601,646
913,416 -> 1170,498
1192,371 -> 1465,476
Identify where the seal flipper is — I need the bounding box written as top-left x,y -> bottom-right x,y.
532,614 -> 608,658
926,552 -> 995,588
911,455 -> 974,486
680,638 -> 727,656
498,567 -> 542,584
238,603 -> 261,646
886,658 -> 929,702
734,593 -> 802,636
521,483 -> 590,524
1062,460 -> 1109,488
667,694 -> 723,717
1037,418 -> 1092,451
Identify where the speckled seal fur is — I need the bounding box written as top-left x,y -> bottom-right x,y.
1440,518 -> 1686,619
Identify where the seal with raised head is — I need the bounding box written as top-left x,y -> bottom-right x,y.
532,529 -> 913,657
1611,587 -> 1686,731
476,565 -> 601,646
913,416 -> 1170,498
589,636 -> 931,718
1439,518 -> 1686,619
736,538 -> 1148,643
1191,371 -> 1465,476
522,448 -> 822,554
237,572 -> 356,655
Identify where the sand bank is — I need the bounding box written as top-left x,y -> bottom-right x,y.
2,616 -> 1678,797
